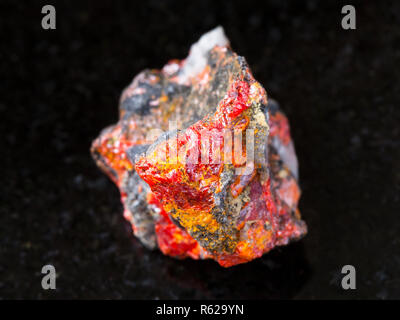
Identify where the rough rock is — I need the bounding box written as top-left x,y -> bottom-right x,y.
91,27 -> 307,267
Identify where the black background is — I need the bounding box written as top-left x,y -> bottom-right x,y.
1,0 -> 399,299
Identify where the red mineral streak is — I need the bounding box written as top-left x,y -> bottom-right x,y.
147,192 -> 204,259
270,111 -> 291,145
135,80 -> 252,217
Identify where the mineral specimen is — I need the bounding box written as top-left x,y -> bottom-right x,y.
91,27 -> 307,267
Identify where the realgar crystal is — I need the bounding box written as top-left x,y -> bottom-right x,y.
91,27 -> 307,267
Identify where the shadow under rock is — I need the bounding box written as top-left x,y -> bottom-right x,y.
121,233 -> 311,299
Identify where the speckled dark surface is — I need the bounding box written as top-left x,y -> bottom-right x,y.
1,0 -> 399,299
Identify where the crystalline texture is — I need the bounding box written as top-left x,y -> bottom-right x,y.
91,27 -> 307,267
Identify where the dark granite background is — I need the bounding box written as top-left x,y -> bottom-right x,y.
1,0 -> 399,299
